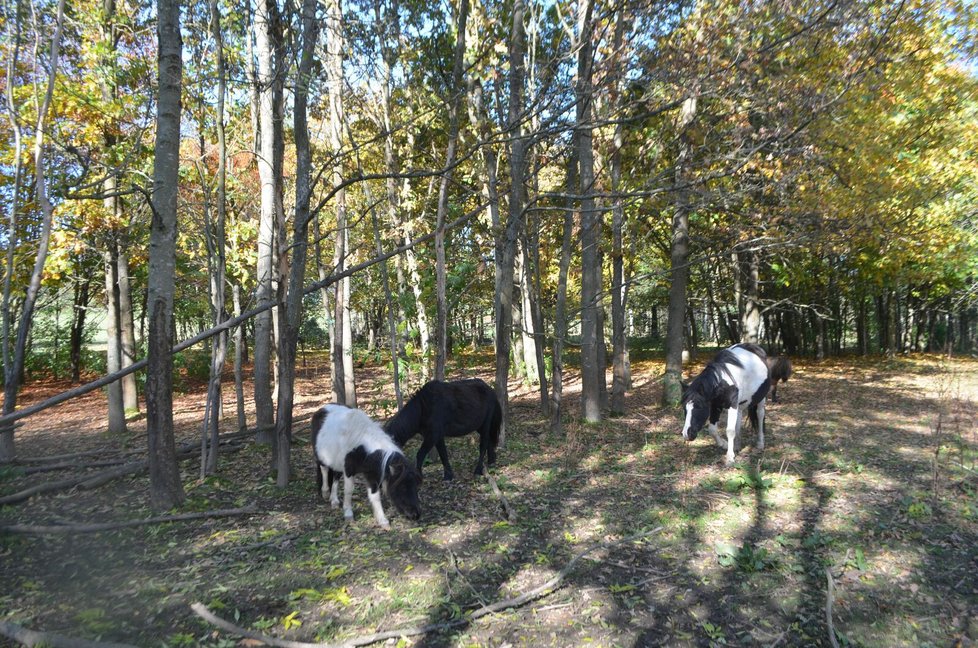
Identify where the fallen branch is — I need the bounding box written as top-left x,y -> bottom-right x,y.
22,459 -> 129,475
0,435 -> 247,506
0,505 -> 256,535
0,619 -> 137,648
485,472 -> 515,521
825,567 -> 840,648
192,525 -> 665,647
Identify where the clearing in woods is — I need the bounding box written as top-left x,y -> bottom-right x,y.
1,348 -> 977,647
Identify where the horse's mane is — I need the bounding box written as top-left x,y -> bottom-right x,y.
683,349 -> 743,404
385,394 -> 423,444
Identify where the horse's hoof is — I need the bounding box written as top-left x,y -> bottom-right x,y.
443,473 -> 455,482
344,510 -> 354,521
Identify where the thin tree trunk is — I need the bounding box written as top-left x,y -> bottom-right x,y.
326,0 -> 356,406
662,94 -> 697,406
69,274 -> 91,383
117,252 -> 138,414
252,0 -> 282,444
609,5 -> 628,416
146,0 -> 186,509
434,0 -> 469,381
202,0 -> 230,475
576,0 -> 602,422
550,151 -> 577,435
274,0 -> 319,487
496,0 -> 527,444
1,0 -> 67,461
232,284 -> 247,432
103,240 -> 126,434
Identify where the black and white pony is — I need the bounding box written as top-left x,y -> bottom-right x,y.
311,404 -> 422,529
386,378 -> 502,481
681,343 -> 771,465
764,355 -> 792,403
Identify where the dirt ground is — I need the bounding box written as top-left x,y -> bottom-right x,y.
1,348 -> 977,647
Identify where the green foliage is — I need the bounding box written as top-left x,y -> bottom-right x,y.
716,542 -> 774,573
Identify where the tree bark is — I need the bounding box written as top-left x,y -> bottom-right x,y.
326,0 -> 356,407
146,0 -> 186,510
550,151 -> 577,434
609,5 -> 629,417
662,94 -> 697,407
496,0 -> 527,444
103,239 -> 126,434
69,274 -> 91,383
1,0 -> 67,461
273,0 -> 319,487
576,0 -> 602,422
434,0 -> 469,381
252,0 -> 283,443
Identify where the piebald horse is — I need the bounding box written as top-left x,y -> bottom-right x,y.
681,343 -> 771,465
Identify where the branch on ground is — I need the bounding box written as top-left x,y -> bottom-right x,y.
0,619 -> 138,648
0,505 -> 256,535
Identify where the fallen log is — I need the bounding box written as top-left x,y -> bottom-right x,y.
0,505 -> 256,535
0,435 -> 247,506
485,471 -> 515,521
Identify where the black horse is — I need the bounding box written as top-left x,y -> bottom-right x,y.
386,378 -> 502,480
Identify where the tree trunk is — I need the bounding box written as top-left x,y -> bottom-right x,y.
116,251 -> 139,414
252,0 -> 283,444
496,0 -> 527,444
0,0 -> 66,461
576,0 -> 602,423
739,248 -> 761,343
202,0 -> 230,476
609,4 -> 628,417
103,240 -> 126,435
232,284 -> 247,432
662,94 -> 697,407
326,0 -> 356,406
146,0 -> 186,510
433,0 -> 469,381
69,275 -> 91,383
550,151 -> 577,435
274,0 -> 319,487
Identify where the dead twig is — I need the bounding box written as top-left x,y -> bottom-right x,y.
0,619 -> 137,647
192,526 -> 665,647
826,567 -> 840,648
0,505 -> 256,535
485,471 -> 515,521
22,459 -> 129,475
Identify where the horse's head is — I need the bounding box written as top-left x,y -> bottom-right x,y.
385,453 -> 422,521
680,390 -> 709,441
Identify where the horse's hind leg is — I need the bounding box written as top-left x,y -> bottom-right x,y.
756,400 -> 766,450
434,439 -> 455,481
342,474 -> 355,521
327,468 -> 341,508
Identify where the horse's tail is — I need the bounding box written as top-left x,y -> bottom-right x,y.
489,396 -> 502,450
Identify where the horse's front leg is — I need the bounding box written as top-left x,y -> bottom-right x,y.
434,439 -> 455,481
415,439 -> 436,478
724,407 -> 741,466
342,474 -> 355,521
366,485 -> 391,530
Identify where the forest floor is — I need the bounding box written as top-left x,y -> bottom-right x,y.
1,347 -> 978,648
